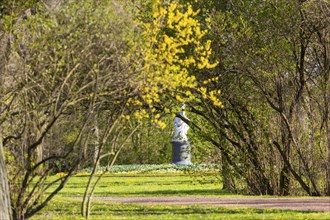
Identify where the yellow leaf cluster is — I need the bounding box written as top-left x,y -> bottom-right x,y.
130,0 -> 221,125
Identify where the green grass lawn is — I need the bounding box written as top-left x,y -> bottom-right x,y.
55,173 -> 228,198
31,166 -> 330,220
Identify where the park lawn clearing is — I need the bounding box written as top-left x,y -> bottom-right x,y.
31,166 -> 330,219
32,197 -> 330,220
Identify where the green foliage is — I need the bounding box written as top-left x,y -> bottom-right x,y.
189,0 -> 330,196
0,0 -> 39,18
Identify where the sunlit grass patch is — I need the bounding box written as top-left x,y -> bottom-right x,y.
32,197 -> 329,220
32,166 -> 330,220
49,172 -> 226,198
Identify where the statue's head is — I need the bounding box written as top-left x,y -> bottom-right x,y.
181,103 -> 186,110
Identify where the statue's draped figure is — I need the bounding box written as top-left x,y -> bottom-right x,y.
171,104 -> 191,165
172,111 -> 189,142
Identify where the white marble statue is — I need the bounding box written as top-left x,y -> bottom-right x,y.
172,104 -> 190,142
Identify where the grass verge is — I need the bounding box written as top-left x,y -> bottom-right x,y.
31,166 -> 329,219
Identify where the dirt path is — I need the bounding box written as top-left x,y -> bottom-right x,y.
92,196 -> 330,212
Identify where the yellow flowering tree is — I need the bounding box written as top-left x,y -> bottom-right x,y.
131,0 -> 222,127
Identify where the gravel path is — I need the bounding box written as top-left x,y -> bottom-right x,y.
92,196 -> 330,212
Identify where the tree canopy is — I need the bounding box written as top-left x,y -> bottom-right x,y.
0,0 -> 329,219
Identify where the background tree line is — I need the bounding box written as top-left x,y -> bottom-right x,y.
188,0 -> 329,196
0,0 -> 329,219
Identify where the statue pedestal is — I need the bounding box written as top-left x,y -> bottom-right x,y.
171,141 -> 192,165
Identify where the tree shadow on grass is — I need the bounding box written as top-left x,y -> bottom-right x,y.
91,204 -> 317,217
94,189 -> 234,196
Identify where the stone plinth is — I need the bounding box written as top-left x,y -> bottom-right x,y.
171,141 -> 192,165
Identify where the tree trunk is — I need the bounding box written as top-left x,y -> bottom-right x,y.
221,156 -> 235,191
0,133 -> 12,220
35,130 -> 44,175
279,166 -> 290,196
93,124 -> 100,168
279,118 -> 291,196
326,121 -> 330,196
